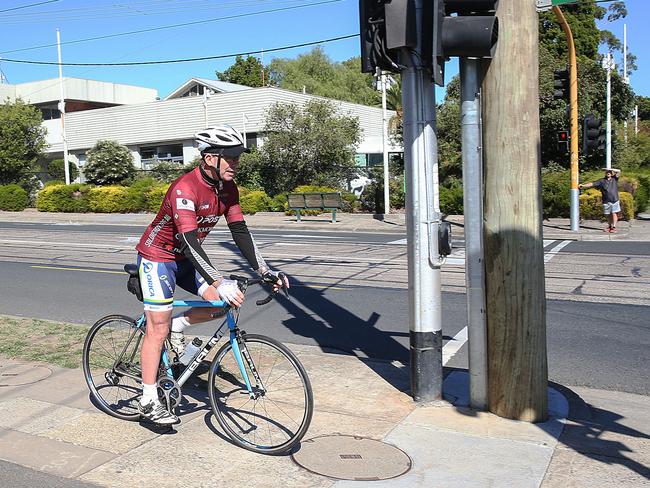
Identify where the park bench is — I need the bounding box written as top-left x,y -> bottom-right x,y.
287,192 -> 343,223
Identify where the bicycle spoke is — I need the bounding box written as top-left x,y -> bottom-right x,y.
210,335 -> 313,453
83,316 -> 143,419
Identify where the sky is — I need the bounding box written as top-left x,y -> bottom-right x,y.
0,0 -> 646,100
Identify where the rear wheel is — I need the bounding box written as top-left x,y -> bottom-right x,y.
82,315 -> 144,421
208,333 -> 313,455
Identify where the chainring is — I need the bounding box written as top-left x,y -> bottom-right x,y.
156,376 -> 182,414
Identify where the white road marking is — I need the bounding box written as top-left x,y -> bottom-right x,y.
443,326 -> 468,365
281,234 -> 346,239
387,238 -> 407,245
544,240 -> 572,263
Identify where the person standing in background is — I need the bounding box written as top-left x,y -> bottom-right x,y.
579,168 -> 622,233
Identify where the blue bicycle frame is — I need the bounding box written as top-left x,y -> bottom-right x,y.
134,299 -> 255,395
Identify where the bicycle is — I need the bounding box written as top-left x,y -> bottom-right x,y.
82,264 -> 314,455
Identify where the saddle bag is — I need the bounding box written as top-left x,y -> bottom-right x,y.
127,274 -> 144,302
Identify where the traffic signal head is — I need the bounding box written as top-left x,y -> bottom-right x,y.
359,0 -> 418,73
553,69 -> 569,101
582,114 -> 605,155
557,130 -> 569,154
432,0 -> 499,86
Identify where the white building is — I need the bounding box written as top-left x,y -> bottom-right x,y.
0,77 -> 158,120
3,77 -> 401,178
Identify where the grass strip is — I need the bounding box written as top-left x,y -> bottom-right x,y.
0,315 -> 88,369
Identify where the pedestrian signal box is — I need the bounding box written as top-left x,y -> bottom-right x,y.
557,130 -> 569,153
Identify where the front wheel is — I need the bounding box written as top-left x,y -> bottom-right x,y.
208,334 -> 314,455
82,315 -> 144,421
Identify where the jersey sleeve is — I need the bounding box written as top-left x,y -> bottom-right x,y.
171,186 -> 199,234
224,185 -> 244,224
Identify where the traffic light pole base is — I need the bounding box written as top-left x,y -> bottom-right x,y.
570,188 -> 579,231
410,330 -> 443,402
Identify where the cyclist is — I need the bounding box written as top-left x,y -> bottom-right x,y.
134,125 -> 289,425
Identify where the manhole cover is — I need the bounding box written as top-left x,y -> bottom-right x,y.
0,363 -> 52,387
291,435 -> 411,481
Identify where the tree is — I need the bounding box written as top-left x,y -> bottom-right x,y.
0,98 -> 47,191
47,159 -> 79,182
255,99 -> 361,195
536,1 -> 634,169
636,96 -> 650,120
269,48 -> 380,106
216,55 -> 269,87
84,140 -> 135,185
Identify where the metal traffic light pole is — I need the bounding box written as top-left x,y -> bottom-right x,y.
401,0 -> 443,402
553,6 -> 579,231
459,58 -> 488,410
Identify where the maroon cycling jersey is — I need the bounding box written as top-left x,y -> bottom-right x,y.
136,167 -> 244,261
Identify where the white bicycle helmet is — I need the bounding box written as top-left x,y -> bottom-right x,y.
195,125 -> 249,157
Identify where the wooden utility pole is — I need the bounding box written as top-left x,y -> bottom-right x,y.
481,0 -> 548,422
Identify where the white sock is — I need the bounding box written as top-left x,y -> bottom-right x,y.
171,314 -> 190,333
141,383 -> 158,404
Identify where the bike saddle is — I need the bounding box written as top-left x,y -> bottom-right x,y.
124,264 -> 139,276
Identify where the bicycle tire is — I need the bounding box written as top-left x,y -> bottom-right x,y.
208,334 -> 314,455
82,314 -> 144,421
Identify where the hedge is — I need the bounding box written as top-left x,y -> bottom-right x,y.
145,184 -> 170,213
0,184 -> 29,211
580,189 -> 634,221
240,190 -> 273,215
36,184 -> 91,212
87,186 -> 137,213
440,184 -> 464,215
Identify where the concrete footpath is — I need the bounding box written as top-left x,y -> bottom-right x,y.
0,354 -> 648,488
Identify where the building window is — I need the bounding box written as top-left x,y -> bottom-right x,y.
40,107 -> 61,120
180,84 -> 205,98
140,144 -> 183,170
245,132 -> 257,149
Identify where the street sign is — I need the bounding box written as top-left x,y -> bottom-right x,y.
536,0 -> 578,12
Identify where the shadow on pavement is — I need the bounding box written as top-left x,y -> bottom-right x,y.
275,276 -> 411,393
218,242 -> 413,393
552,383 -> 650,481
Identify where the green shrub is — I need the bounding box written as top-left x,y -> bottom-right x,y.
126,177 -> 159,212
0,184 -> 29,211
87,186 -> 137,213
271,193 -> 288,212
341,191 -> 361,213
580,189 -> 634,221
84,140 -> 135,185
240,190 -> 273,214
149,161 -> 185,183
635,174 -> 650,213
36,183 -> 91,212
542,171 -> 571,218
145,184 -> 170,213
47,159 -> 79,182
440,183 -> 464,215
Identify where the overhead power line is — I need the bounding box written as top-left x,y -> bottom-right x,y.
0,34 -> 359,66
0,0 -> 59,14
0,0 -> 342,54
